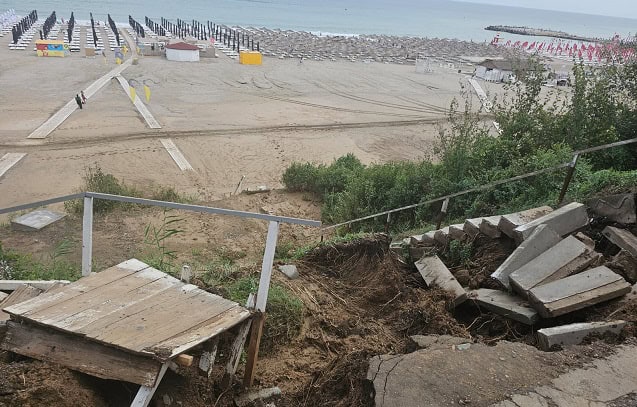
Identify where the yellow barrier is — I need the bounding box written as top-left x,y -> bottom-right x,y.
239,51 -> 262,65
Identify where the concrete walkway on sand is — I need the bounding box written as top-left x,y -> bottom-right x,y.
0,153 -> 26,179
27,59 -> 133,139
115,75 -> 161,129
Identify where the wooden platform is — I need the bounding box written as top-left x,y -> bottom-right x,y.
1,259 -> 252,388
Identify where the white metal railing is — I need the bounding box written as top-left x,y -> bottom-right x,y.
0,192 -> 321,313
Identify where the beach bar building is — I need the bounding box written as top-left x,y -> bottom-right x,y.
475,59 -> 514,82
165,42 -> 200,62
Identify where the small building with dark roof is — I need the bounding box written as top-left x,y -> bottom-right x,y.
475,59 -> 539,83
165,41 -> 200,62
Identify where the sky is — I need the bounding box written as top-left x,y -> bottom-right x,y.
461,0 -> 637,20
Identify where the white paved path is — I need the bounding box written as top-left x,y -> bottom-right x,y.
28,59 -> 133,139
160,139 -> 194,171
115,75 -> 161,129
0,153 -> 26,179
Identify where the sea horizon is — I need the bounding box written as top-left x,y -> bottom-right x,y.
2,0 -> 636,42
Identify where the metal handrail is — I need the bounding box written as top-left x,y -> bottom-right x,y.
320,137 -> 637,233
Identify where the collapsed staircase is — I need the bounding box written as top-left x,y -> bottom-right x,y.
392,195 -> 637,350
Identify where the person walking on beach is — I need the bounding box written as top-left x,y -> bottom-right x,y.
81,91 -> 87,104
75,94 -> 83,109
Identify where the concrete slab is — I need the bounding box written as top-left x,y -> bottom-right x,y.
0,153 -> 27,180
480,215 -> 502,238
433,226 -> 450,245
11,210 -> 66,231
498,206 -> 553,239
602,226 -> 637,259
509,236 -> 596,296
469,288 -> 539,325
588,193 -> 636,224
409,334 -> 470,350
414,255 -> 467,306
410,231 -> 435,246
491,225 -> 562,290
528,266 -> 631,318
464,217 -> 483,238
537,320 -> 627,351
448,223 -> 467,241
514,202 -> 588,243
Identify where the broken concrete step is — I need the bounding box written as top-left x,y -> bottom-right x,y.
0,292 -> 8,302
514,202 -> 588,243
528,266 -> 631,318
463,218 -> 483,238
611,250 -> 637,284
410,231 -> 436,246
11,210 -> 66,231
479,216 -> 502,238
448,224 -> 467,241
434,227 -> 450,245
602,226 -> 637,259
492,225 -> 562,290
470,288 -> 539,325
537,320 -> 627,351
498,206 -> 554,239
588,193 -> 636,224
414,255 -> 467,307
509,236 -> 599,296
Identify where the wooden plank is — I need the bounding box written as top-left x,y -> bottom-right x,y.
130,363 -> 169,407
0,285 -> 43,321
156,306 -> 251,359
0,153 -> 26,179
223,319 -> 253,388
414,255 -> 467,306
29,267 -> 161,325
537,320 -> 627,350
602,226 -> 637,259
528,266 -> 631,318
115,75 -> 161,129
0,292 -> 8,302
160,139 -> 194,171
509,236 -> 592,296
175,354 -> 194,367
1,321 -> 161,386
470,288 -> 539,325
45,272 -> 177,332
243,313 -> 265,388
104,290 -> 237,352
0,280 -> 69,291
4,260 -> 146,317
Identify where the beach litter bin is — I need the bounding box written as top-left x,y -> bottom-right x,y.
239,51 -> 262,65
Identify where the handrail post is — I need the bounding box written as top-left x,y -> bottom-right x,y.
557,154 -> 579,206
436,198 -> 450,230
244,220 -> 279,387
384,212 -> 391,234
81,196 -> 94,276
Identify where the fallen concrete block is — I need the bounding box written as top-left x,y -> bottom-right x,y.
448,224 -> 467,241
410,231 -> 436,246
11,210 -> 66,232
414,255 -> 467,306
464,217 -> 483,238
528,266 -> 631,318
602,226 -> 637,259
434,227 -> 450,245
469,288 -> 539,325
492,225 -> 562,290
537,320 -> 627,350
610,250 -> 637,284
509,236 -> 598,296
498,206 -> 553,239
514,202 -> 588,243
278,265 -> 299,280
588,193 -> 636,224
479,216 -> 502,238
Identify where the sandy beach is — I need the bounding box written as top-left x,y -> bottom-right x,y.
0,23 -> 525,209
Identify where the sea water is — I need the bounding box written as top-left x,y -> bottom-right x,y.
2,0 -> 636,42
